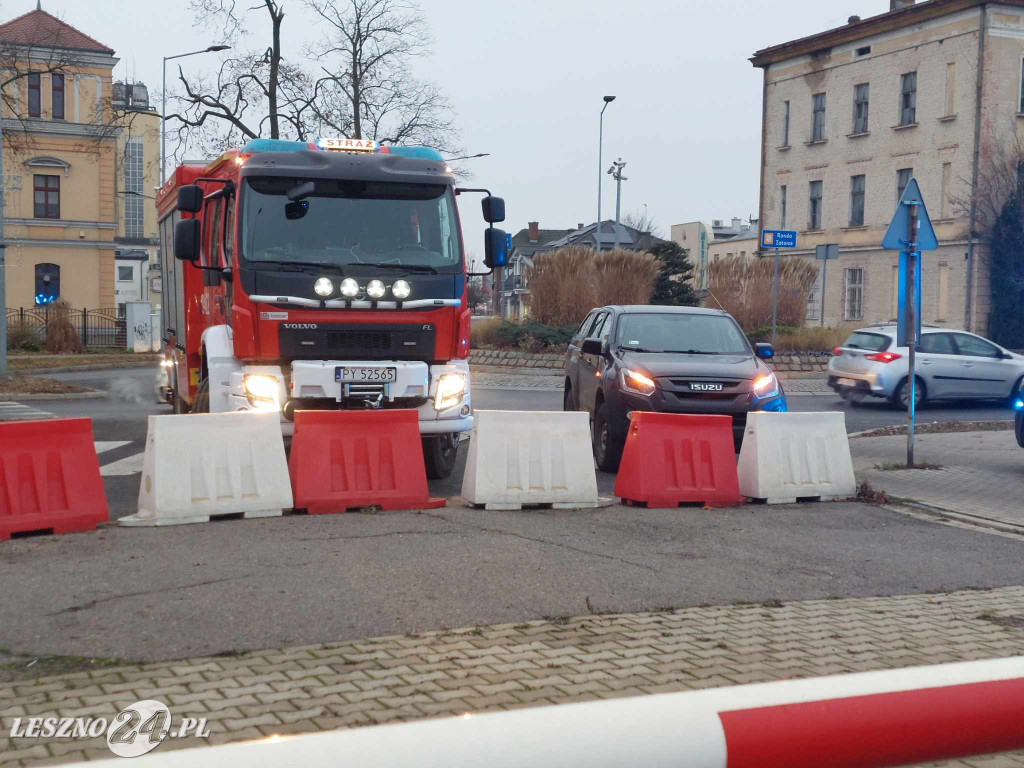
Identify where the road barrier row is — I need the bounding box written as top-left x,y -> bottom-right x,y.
0,409 -> 863,537
73,657 -> 1024,768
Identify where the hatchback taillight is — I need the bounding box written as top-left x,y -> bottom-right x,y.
865,351 -> 902,363
832,347 -> 843,356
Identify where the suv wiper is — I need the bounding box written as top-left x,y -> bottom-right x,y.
371,262 -> 438,274
663,349 -> 721,355
620,346 -> 657,353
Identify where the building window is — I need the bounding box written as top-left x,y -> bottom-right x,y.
849,175 -> 865,227
808,180 -> 823,229
897,168 -> 913,202
853,83 -> 869,133
124,137 -> 144,239
944,62 -> 956,117
811,93 -> 826,141
117,265 -> 134,281
779,185 -> 787,228
27,72 -> 40,118
845,268 -> 864,320
33,174 -> 60,219
941,162 -> 952,218
51,73 -> 64,120
856,45 -> 871,56
34,263 -> 60,305
782,100 -> 790,146
900,72 -> 917,125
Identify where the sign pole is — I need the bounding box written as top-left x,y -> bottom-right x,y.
820,257 -> 827,328
772,246 -> 779,347
906,203 -> 918,468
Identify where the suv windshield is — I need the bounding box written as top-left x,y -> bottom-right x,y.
842,331 -> 891,352
615,313 -> 750,355
240,177 -> 462,272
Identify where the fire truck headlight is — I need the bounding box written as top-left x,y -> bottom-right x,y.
366,279 -> 386,299
434,372 -> 466,411
392,280 -> 411,300
340,278 -> 360,298
314,277 -> 334,297
243,374 -> 281,411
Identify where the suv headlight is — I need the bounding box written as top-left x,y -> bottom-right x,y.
753,373 -> 780,399
621,368 -> 656,396
243,373 -> 281,411
434,372 -> 466,411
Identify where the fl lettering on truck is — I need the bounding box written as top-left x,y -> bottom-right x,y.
155,138 -> 508,479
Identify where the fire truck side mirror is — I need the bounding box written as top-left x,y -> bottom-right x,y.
174,219 -> 201,262
177,185 -> 203,214
484,227 -> 508,269
481,196 -> 505,224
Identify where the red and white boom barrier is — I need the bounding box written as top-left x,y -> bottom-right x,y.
82,657 -> 1024,767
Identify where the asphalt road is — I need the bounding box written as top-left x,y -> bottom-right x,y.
3,366 -> 1021,662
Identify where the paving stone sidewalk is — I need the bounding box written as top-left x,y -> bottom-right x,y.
854,430 -> 1024,532
2,587 -> 1023,766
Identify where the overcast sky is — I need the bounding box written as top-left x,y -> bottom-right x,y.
19,0 -> 894,242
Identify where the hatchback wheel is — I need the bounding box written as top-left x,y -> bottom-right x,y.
891,377 -> 925,409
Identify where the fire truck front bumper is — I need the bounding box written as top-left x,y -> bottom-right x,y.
225,359 -> 473,437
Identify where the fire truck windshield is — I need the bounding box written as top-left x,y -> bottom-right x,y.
240,177 -> 462,272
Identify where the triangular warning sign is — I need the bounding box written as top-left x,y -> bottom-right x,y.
882,178 -> 937,251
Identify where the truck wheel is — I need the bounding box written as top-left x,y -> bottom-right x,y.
423,433 -> 460,479
593,402 -> 624,472
191,377 -> 210,414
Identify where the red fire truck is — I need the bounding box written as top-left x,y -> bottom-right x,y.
155,138 -> 507,478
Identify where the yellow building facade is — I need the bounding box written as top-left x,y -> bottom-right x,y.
0,7 -> 123,311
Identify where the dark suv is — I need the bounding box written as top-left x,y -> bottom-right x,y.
563,305 -> 787,470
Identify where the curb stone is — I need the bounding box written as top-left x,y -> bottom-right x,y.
0,389 -> 108,401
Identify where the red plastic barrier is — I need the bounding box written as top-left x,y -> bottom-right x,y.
613,412 -> 742,508
0,417 -> 108,540
288,410 -> 445,514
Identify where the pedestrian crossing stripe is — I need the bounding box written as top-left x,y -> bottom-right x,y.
94,441 -> 144,477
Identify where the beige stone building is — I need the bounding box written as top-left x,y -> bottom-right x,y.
0,7 -> 121,311
751,0 -> 1024,332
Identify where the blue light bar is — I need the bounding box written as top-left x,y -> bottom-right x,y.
385,146 -> 445,162
240,138 -> 315,154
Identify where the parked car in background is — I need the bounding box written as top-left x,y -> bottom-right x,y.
828,325 -> 1024,409
563,305 -> 786,470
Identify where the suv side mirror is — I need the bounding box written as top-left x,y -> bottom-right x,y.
755,342 -> 774,359
481,196 -> 505,223
174,218 -> 201,262
177,184 -> 203,213
581,339 -> 604,356
484,227 -> 508,268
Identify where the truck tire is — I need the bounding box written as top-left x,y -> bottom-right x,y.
423,433 -> 460,479
191,377 -> 210,414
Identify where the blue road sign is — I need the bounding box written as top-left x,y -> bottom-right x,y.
761,229 -> 797,249
506,232 -> 512,251
882,178 -> 937,251
896,250 -> 923,347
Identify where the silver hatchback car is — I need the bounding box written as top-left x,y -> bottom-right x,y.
828,325 -> 1024,408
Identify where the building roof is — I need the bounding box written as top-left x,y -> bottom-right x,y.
749,0 -> 1011,67
0,7 -> 114,55
544,220 -> 662,250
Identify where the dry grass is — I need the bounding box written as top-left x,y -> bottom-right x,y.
9,354 -> 160,372
0,376 -> 91,395
470,317 -> 502,347
771,327 -> 849,353
707,256 -> 818,331
5,321 -> 43,352
526,246 -> 659,327
43,300 -> 83,354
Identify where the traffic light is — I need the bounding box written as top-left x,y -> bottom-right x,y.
34,263 -> 60,305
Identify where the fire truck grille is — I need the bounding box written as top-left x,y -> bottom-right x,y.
278,323 -> 437,362
326,331 -> 391,352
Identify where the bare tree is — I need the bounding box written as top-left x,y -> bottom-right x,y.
952,129 -> 1024,236
304,0 -> 461,154
621,208 -> 661,249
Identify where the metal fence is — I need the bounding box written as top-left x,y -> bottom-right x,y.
5,307 -> 127,349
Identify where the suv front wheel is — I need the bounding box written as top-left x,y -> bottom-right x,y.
593,402 -> 624,472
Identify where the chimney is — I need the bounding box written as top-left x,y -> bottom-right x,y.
528,221 -> 539,242
578,222 -> 584,230
731,217 -> 742,230
848,15 -> 861,23
890,0 -> 914,10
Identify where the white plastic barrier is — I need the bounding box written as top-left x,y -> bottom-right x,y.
737,411 -> 856,504
461,410 -> 600,510
121,412 -> 293,526
72,656 -> 1024,768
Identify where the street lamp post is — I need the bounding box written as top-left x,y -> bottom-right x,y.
596,95 -> 615,251
162,45 -> 230,184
